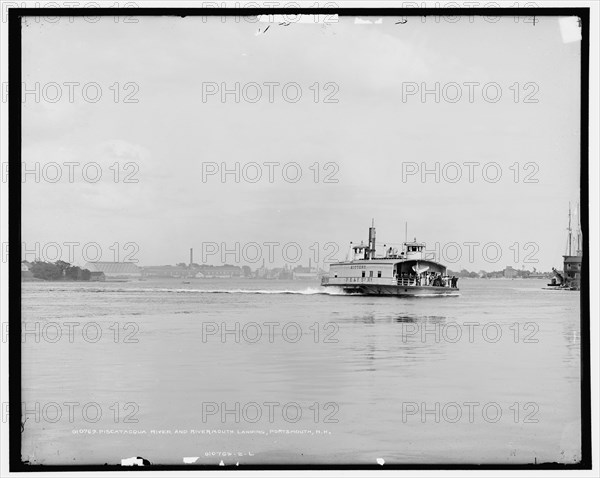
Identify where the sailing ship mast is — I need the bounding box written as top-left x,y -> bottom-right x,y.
577,202 -> 582,255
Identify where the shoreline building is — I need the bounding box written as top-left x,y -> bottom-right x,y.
89,271 -> 106,281
503,266 -> 516,279
84,262 -> 141,280
292,259 -> 319,281
193,264 -> 242,278
21,261 -> 33,278
141,265 -> 190,278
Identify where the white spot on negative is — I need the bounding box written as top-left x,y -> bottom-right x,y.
559,17 -> 582,43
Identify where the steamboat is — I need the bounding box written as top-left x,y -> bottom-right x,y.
321,221 -> 459,297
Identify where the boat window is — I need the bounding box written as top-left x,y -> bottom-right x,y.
377,271 -> 382,278
361,271 -> 365,278
369,271 -> 373,277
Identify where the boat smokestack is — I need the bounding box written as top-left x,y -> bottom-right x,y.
368,219 -> 376,259
567,203 -> 572,256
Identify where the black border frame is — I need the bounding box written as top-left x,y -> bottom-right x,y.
8,6 -> 591,472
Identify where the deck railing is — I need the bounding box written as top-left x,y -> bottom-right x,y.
397,277 -> 419,286
397,276 -> 455,288
322,275 -> 457,288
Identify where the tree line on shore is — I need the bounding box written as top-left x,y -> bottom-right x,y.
26,260 -> 91,281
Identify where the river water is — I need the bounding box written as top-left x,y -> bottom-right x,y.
20,278 -> 581,466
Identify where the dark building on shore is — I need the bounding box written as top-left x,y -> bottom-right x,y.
89,271 -> 106,281
21,261 -> 33,278
562,255 -> 582,290
562,203 -> 583,290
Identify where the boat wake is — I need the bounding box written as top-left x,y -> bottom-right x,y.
166,287 -> 349,296
40,286 -> 349,296
37,286 -> 461,297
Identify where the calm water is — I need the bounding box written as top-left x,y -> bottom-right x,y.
20,278 -> 581,466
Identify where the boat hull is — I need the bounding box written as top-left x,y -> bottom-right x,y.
542,285 -> 580,291
323,283 -> 459,297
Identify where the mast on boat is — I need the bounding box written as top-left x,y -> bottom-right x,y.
577,202 -> 582,256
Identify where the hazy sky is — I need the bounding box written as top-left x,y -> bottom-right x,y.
20,14 -> 582,271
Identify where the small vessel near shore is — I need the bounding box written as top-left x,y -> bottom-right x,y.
321,221 -> 459,297
545,203 -> 582,291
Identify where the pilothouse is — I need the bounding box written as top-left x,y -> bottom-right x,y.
321,221 -> 459,296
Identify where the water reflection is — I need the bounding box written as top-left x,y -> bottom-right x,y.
561,319 -> 581,383
346,312 -> 450,369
